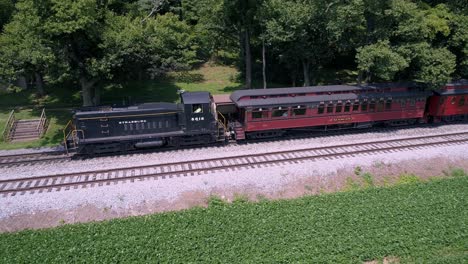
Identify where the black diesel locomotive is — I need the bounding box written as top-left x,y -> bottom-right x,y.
65,92 -> 226,154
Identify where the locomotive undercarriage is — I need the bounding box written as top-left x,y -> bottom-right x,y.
75,133 -> 220,155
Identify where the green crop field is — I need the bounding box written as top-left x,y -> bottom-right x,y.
1,175 -> 467,263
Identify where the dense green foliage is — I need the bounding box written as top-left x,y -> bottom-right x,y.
1,175 -> 467,263
0,0 -> 467,106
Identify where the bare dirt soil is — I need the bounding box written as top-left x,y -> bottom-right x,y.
1,156 -> 467,233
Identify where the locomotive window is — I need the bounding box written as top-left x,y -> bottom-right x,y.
272,107 -> 288,118
352,102 -> 360,111
327,104 -> 334,113
166,120 -> 170,128
361,101 -> 368,111
152,122 -> 157,129
129,124 -> 133,131
369,100 -> 376,112
147,123 -> 151,129
124,124 -> 128,131
459,97 -> 465,106
192,104 -> 203,113
344,102 -> 351,112
318,104 -> 325,114
158,121 -> 162,129
377,100 -> 385,112
385,99 -> 392,110
293,106 -> 307,116
451,97 -> 456,105
336,103 -> 343,113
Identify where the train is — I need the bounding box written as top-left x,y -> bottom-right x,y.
64,80 -> 468,154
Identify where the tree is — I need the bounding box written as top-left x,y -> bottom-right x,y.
0,0 -> 55,96
0,0 -> 14,31
449,14 -> 468,78
223,0 -> 263,89
356,40 -> 408,81
356,1 -> 459,86
261,0 -> 365,86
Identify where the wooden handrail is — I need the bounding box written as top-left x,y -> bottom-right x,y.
2,110 -> 16,142
36,108 -> 48,137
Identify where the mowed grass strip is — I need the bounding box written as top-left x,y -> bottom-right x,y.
1,176 -> 467,263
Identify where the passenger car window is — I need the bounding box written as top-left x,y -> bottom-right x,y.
344,102 -> 351,112
318,104 -> 325,114
369,100 -> 376,112
361,101 -> 368,111
252,108 -> 268,119
377,99 -> 385,112
336,103 -> 343,113
459,97 -> 465,106
327,104 -> 334,113
272,107 -> 288,117
352,101 -> 359,111
385,99 -> 392,110
292,106 -> 306,116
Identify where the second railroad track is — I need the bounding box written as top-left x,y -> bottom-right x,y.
1,131 -> 468,196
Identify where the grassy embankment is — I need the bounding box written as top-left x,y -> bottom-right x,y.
0,171 -> 467,263
0,64 -> 243,149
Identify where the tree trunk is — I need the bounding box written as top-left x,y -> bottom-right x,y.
80,77 -> 95,107
34,72 -> 45,96
16,76 -> 28,90
302,59 -> 310,87
93,86 -> 101,106
262,39 -> 266,89
357,71 -> 363,84
245,29 -> 252,89
291,71 -> 296,87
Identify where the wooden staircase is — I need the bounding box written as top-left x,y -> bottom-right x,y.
11,119 -> 42,142
2,109 -> 48,142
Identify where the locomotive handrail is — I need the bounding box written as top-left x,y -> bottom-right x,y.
217,111 -> 227,129
2,110 -> 16,142
63,120 -> 78,154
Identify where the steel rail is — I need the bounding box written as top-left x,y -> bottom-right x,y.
1,131 -> 468,195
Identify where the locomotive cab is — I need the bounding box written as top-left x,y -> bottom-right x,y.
181,92 -> 217,133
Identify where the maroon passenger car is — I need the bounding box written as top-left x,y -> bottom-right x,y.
426,80 -> 468,122
227,83 -> 430,140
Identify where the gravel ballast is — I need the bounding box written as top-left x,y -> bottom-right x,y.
1,124 -> 468,231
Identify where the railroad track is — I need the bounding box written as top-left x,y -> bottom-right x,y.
1,131 -> 468,196
0,151 -> 70,167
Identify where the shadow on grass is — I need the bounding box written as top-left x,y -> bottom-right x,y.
101,80 -> 180,105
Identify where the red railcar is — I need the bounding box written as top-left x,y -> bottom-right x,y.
426,80 -> 468,122
227,83 -> 430,140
